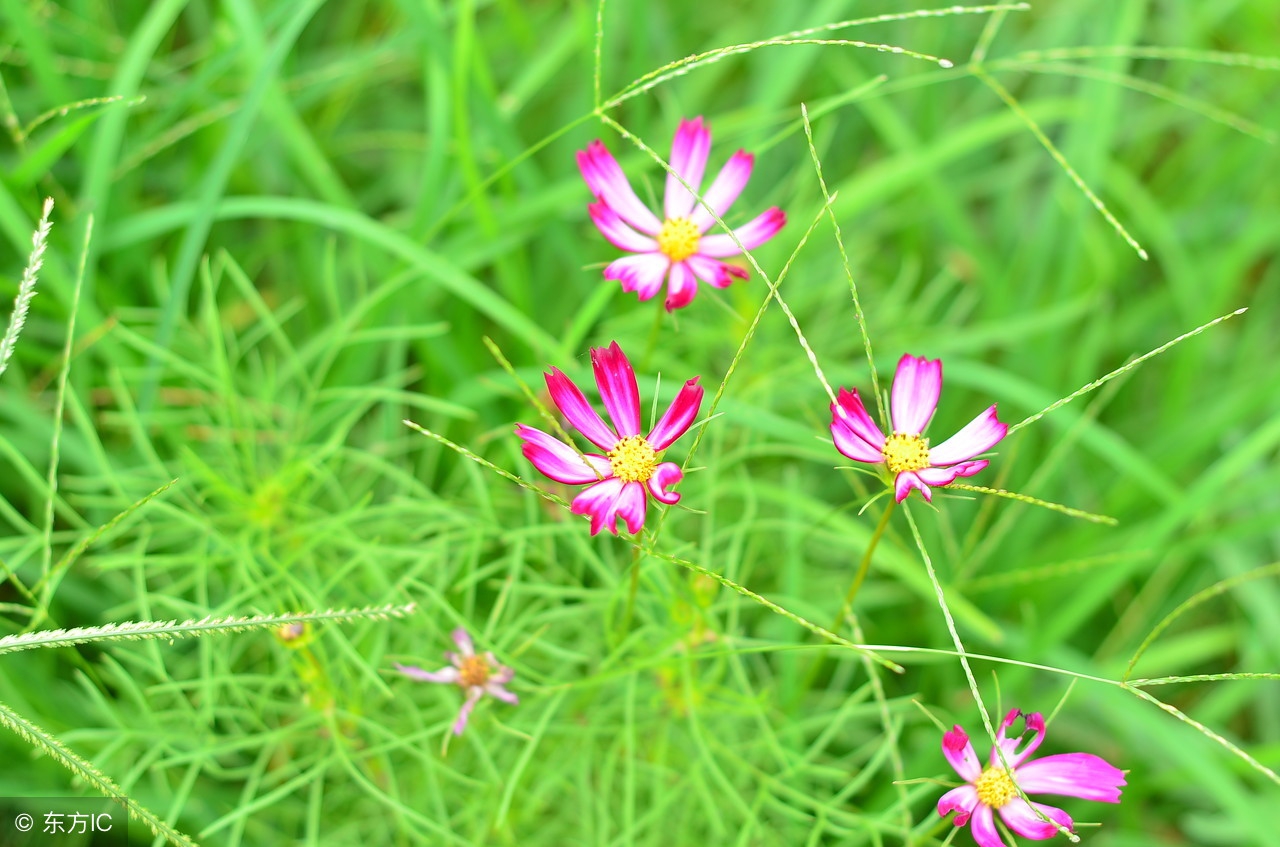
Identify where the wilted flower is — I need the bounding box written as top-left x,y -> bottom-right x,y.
938,708 -> 1126,847
517,341 -> 703,536
831,353 -> 1007,502
395,628 -> 518,735
578,116 -> 786,310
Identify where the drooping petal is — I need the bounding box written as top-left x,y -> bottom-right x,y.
915,461 -> 989,489
452,686 -> 485,736
394,663 -> 460,684
684,254 -> 746,289
699,207 -> 786,256
690,150 -> 755,232
997,799 -> 1074,841
588,200 -> 660,253
1015,753 -> 1127,803
664,261 -> 699,311
937,785 -> 980,826
647,377 -> 704,449
577,141 -> 662,234
516,425 -> 610,484
942,725 -> 983,781
1011,712 -> 1047,767
968,805 -> 1004,847
571,477 -> 628,536
645,462 -> 684,505
831,388 -> 887,464
592,342 -> 642,438
484,681 -> 520,705
605,253 -> 670,302
451,628 -> 475,657
889,354 -> 942,435
545,367 -> 618,451
665,117 -> 712,220
894,470 -> 932,503
929,405 -> 1008,466
615,480 -> 648,534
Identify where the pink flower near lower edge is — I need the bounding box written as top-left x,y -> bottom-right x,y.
577,116 -> 786,311
939,708 -> 1126,847
516,341 -> 703,536
830,353 -> 1008,502
394,628 -> 518,736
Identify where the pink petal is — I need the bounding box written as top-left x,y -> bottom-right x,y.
451,628 -> 475,657
990,710 -> 1047,769
916,461 -> 988,489
938,784 -> 979,825
997,799 -> 1073,841
894,470 -> 932,503
605,253 -> 670,302
571,476 -> 627,536
588,200 -> 659,253
487,660 -> 514,685
831,388 -> 887,464
645,461 -> 684,505
484,681 -> 520,705
647,377 -> 703,449
684,254 -> 745,289
690,150 -> 754,231
929,405 -> 1008,466
516,425 -> 610,484
577,141 -> 662,235
969,805 -> 1004,847
664,117 -> 712,220
942,725 -> 983,782
615,480 -> 648,534
395,663 -> 459,684
545,367 -> 618,451
591,342 -> 642,438
1015,753 -> 1126,803
890,354 -> 942,435
664,261 -> 699,311
699,207 -> 786,256
452,686 -> 484,736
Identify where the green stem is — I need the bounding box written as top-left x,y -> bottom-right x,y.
640,303 -> 665,373
619,544 -> 642,637
832,498 -> 897,633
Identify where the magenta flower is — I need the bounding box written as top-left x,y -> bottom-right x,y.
938,708 -> 1126,847
394,628 -> 518,736
516,341 -> 703,536
830,354 -> 1008,502
577,116 -> 786,311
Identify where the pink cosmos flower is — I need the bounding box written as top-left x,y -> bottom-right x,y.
394,628 -> 518,736
516,341 -> 703,536
577,116 -> 786,311
938,709 -> 1126,847
830,353 -> 1008,503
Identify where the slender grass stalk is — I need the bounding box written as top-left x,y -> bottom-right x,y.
0,197 -> 54,381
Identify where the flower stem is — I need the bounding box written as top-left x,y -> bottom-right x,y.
832,498 -> 896,634
619,544 -> 642,636
640,303 -> 665,373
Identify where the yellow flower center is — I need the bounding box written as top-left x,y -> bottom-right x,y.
458,655 -> 491,687
974,766 -> 1018,809
882,432 -> 931,474
657,217 -> 701,262
608,435 -> 658,483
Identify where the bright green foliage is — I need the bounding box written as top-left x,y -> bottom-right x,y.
0,1 -> 1278,845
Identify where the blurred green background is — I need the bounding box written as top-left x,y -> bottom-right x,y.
1,1 -> 1278,844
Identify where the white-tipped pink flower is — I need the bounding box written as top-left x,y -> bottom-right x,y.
395,628 -> 518,736
516,341 -> 703,536
830,354 -> 1008,502
938,708 -> 1126,847
577,117 -> 786,311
